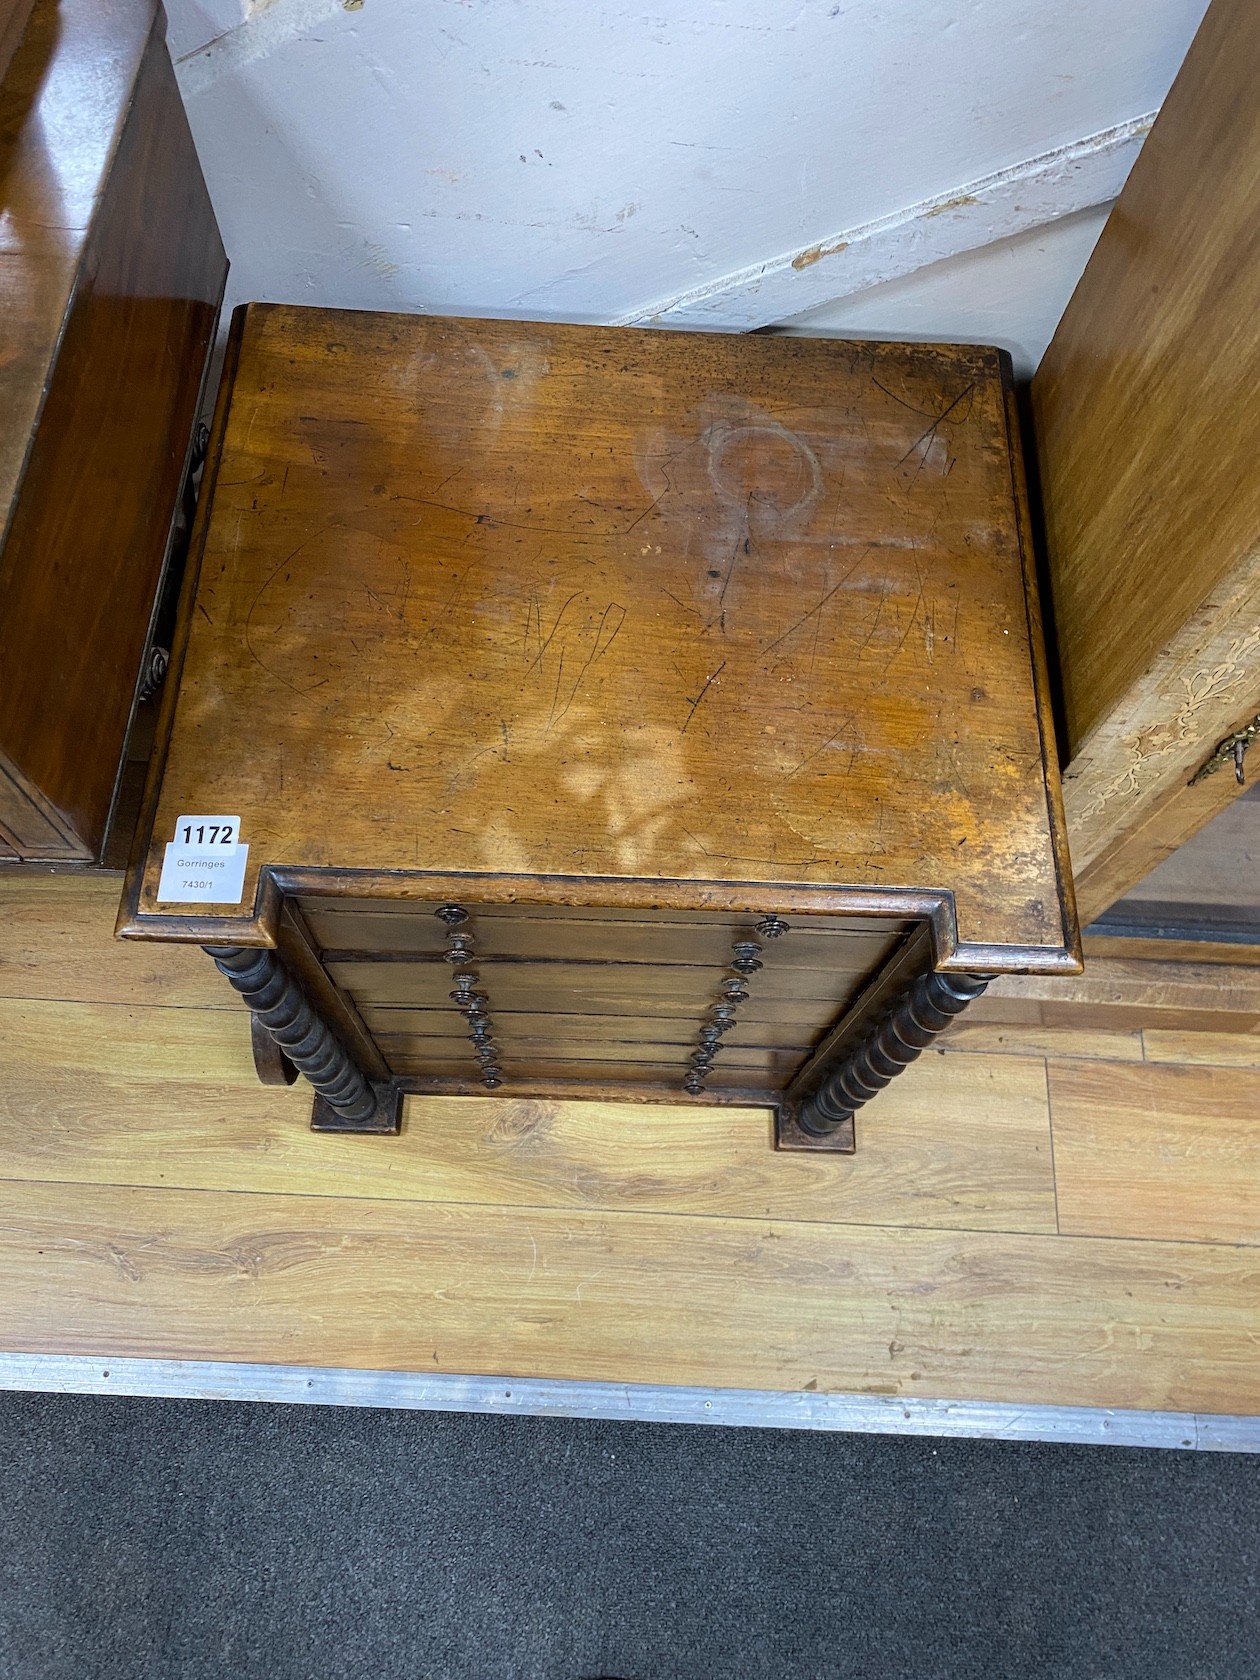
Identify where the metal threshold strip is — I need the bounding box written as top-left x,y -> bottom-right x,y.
1,1355 -> 1257,1452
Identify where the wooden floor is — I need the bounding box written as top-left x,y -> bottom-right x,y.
2,874 -> 1259,1416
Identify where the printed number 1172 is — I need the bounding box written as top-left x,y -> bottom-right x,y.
181,823 -> 236,846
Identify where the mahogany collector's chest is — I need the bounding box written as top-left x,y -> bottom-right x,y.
119,304 -> 1079,1151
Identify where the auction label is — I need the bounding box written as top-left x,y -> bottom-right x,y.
156,814 -> 249,904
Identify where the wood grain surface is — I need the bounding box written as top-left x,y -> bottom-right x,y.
978,957 -> 1260,1035
0,0 -> 225,858
0,996 -> 1056,1233
126,307 -> 1073,967
1032,0 -> 1260,915
2,1178 -> 1258,1413
0,874 -> 224,1007
1051,1059 -> 1260,1246
1142,1031 -> 1260,1070
3,872 -> 1260,1414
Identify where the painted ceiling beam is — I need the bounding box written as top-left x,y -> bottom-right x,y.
167,0 -> 1185,333
616,116 -> 1152,332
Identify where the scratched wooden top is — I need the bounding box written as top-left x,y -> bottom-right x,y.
129,305 -> 1075,965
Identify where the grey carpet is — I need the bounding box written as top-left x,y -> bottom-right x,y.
0,1393 -> 1257,1680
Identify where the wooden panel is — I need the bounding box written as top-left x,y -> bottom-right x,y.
393,1059 -> 784,1091
0,757 -> 86,860
1086,786 -> 1260,959
1070,745 -> 1260,930
0,874 -> 226,1008
0,0 -> 226,858
385,1054 -> 797,1090
1051,1060 -> 1260,1246
0,998 -> 1056,1235
125,309 -> 1073,969
6,1176 -> 1260,1413
1032,0 -> 1260,914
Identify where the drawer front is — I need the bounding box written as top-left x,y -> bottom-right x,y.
305,902 -> 904,968
381,1050 -> 792,1092
301,897 -> 910,935
359,1007 -> 817,1051
310,897 -> 910,1095
330,958 -> 882,1011
377,1035 -> 802,1078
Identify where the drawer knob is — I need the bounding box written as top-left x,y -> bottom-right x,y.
442,912 -> 509,1085
684,923 -> 790,1094
730,941 -> 763,974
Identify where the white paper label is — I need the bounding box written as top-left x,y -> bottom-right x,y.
157,814 -> 249,905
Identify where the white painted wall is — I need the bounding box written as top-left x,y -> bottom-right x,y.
168,0 -> 1209,371
774,204 -> 1114,379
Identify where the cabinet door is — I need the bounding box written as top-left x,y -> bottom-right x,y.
1031,0 -> 1260,926
0,0 -> 225,862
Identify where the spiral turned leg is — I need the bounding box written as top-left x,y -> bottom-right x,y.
206,945 -> 394,1131
797,970 -> 991,1141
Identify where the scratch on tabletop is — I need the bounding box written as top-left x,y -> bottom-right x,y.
681,659 -> 727,733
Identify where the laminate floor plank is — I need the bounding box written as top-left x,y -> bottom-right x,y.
0,874 -> 222,1008
1142,1030 -> 1260,1069
1,1178 -> 1258,1413
940,1022 -> 1144,1061
3,874 -> 1259,1417
0,999 -> 1056,1234
1050,1059 -> 1260,1247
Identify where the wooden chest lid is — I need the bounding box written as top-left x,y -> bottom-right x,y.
123,304 -> 1078,972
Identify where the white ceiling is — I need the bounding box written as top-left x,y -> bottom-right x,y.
168,0 -> 1210,374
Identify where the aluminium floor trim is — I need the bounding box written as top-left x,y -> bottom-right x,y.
1,1354 -> 1257,1451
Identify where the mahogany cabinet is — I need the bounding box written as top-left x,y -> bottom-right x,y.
0,0 -> 226,861
117,305 -> 1079,1150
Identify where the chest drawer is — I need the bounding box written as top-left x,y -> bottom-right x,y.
328,954 -> 888,1012
302,899 -> 908,967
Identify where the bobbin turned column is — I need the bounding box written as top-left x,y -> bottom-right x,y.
776,969 -> 991,1152
206,945 -> 403,1134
